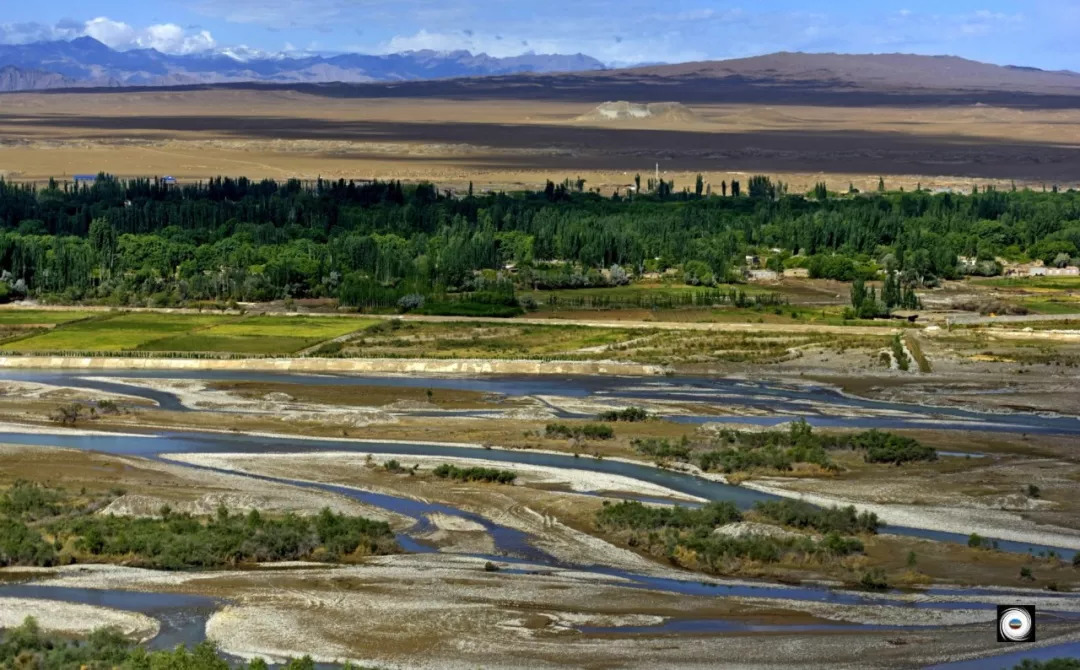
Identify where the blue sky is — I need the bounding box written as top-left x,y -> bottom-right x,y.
1,1 -> 1077,69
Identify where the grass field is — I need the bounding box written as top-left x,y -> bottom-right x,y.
0,313 -> 372,354
0,310 -> 94,325
140,316 -> 373,354
328,320 -> 890,365
972,277 -> 1080,290
1,313 -> 230,351
333,321 -> 645,359
1017,299 -> 1080,315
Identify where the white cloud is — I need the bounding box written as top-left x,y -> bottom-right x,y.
0,17 -> 215,55
82,17 -> 216,54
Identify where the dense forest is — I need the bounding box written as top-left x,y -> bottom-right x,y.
0,175 -> 1077,309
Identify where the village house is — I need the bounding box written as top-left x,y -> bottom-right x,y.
748,269 -> 779,282
1046,266 -> 1080,276
1003,260 -> 1045,277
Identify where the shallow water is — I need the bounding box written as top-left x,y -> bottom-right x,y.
0,427 -> 1074,560
2,369 -> 1079,664
926,640 -> 1080,669
7,369 -> 1080,435
0,584 -> 216,649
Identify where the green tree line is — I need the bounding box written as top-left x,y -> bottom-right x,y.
0,175 -> 1078,307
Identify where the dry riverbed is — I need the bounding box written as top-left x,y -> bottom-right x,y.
13,559 -> 1080,670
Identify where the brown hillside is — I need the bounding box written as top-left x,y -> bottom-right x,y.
620,52 -> 1080,95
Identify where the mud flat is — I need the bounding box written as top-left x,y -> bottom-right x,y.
743,478 -> 1080,551
0,597 -> 159,641
0,441 -> 411,527
167,450 -> 704,502
161,450 -> 679,572
19,560 -> 1080,670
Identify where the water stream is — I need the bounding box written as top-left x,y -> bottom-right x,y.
1,369 -> 1079,667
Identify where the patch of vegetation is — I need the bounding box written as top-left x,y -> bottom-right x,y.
632,436 -> 693,463
2,176 -> 1079,313
891,334 -> 910,371
596,500 -> 866,575
415,300 -> 524,318
851,430 -> 937,465
0,480 -> 64,520
596,407 -> 650,422
597,500 -> 743,531
0,482 -> 397,569
432,464 -> 517,484
0,616 -> 353,670
859,568 -> 890,590
753,500 -> 880,534
904,333 -> 932,373
1,313 -> 228,352
2,312 -> 374,356
545,423 -> 614,440
632,422 -> 935,474
1013,661 -> 1080,670
0,310 -> 92,325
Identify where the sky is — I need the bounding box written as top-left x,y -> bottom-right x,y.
0,0 -> 1077,70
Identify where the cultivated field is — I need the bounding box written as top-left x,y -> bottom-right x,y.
0,312 -> 369,354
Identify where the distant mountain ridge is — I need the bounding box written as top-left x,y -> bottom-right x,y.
617,52 -> 1080,95
0,65 -> 88,92
0,37 -> 605,91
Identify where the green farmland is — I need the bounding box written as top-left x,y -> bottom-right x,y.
0,312 -> 372,355
0,309 -> 93,325
140,315 -> 373,354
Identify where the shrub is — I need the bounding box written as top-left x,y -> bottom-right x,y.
0,484 -> 398,569
596,407 -> 650,422
396,293 -> 425,313
49,403 -> 85,426
632,437 -> 692,462
754,500 -> 879,534
545,423 -> 614,440
1027,484 -> 1041,499
581,423 -> 614,440
596,500 -> 742,532
0,618 -> 325,669
432,464 -> 517,484
96,399 -> 121,415
859,568 -> 889,590
0,481 -> 64,519
597,500 -> 867,573
850,430 -> 937,465
1012,660 -> 1080,670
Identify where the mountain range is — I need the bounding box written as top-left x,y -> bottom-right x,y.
2,38 -> 1079,103
0,37 -> 605,91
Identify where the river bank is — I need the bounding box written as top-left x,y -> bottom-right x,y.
0,355 -> 667,377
